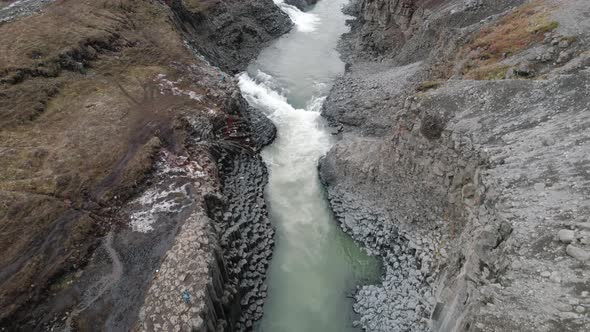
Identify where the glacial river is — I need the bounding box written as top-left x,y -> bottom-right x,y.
238,1 -> 381,331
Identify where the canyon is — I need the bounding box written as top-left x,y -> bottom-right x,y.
0,0 -> 589,331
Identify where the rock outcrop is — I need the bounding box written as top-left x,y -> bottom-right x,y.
321,0 -> 590,331
285,0 -> 319,10
173,0 -> 292,73
0,0 -> 290,330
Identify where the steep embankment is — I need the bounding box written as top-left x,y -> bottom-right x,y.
321,0 -> 590,331
0,0 -> 290,330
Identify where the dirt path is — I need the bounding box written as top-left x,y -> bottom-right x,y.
64,231 -> 123,332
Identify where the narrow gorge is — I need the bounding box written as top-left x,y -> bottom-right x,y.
238,1 -> 381,330
1,0 -> 589,332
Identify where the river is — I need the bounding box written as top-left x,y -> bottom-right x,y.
237,1 -> 381,331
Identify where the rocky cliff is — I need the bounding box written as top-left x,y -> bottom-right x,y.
321,0 -> 590,331
0,0 -> 290,330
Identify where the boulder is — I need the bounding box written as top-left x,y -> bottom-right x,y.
557,229 -> 575,244
566,245 -> 590,261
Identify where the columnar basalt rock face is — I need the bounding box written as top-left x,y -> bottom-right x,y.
340,0 -> 526,63
173,0 -> 292,73
340,0 -> 433,60
215,152 -> 275,330
136,98 -> 276,332
322,0 -> 590,331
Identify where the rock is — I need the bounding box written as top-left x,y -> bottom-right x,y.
541,136 -> 556,146
566,245 -> 590,261
558,40 -> 570,48
540,271 -> 551,278
541,49 -> 555,62
555,302 -> 573,312
514,63 -> 534,78
557,51 -> 573,64
543,33 -> 553,43
559,312 -> 579,320
568,299 -> 579,305
557,229 -> 575,243
464,0 -> 483,10
550,271 -> 561,283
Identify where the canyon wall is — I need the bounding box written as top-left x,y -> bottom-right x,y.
0,0 -> 290,330
321,0 -> 590,331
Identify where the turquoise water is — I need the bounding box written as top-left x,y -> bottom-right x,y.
238,1 -> 382,331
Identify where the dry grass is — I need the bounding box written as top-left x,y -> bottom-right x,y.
470,0 -> 558,60
417,80 -> 442,92
465,64 -> 510,80
0,0 -> 224,320
461,0 -> 558,79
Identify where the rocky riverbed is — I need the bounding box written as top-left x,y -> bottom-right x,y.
320,0 -> 590,331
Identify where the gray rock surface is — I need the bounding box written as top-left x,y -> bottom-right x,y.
566,245 -> 590,262
320,0 -> 590,331
176,0 -> 293,73
558,229 -> 576,244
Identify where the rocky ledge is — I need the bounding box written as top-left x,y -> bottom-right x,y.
321,0 -> 590,331
0,0 -> 290,331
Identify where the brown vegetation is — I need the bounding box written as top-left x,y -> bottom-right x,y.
0,0 -> 225,321
416,80 -> 442,92
469,2 -> 557,60
461,0 -> 558,79
465,64 -> 510,80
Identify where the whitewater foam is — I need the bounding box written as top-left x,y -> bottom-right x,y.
238,72 -> 332,202
274,0 -> 320,33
